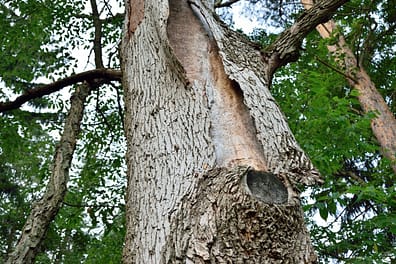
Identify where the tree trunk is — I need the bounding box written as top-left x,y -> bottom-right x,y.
121,0 -> 343,262
6,84 -> 91,264
302,0 -> 396,174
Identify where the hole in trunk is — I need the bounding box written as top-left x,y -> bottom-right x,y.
245,170 -> 288,204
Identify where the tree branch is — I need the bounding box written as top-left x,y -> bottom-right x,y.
90,0 -> 104,68
214,0 -> 241,8
263,0 -> 348,78
314,56 -> 358,83
100,12 -> 124,23
0,68 -> 122,113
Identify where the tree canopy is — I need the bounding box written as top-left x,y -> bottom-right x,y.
0,0 -> 395,263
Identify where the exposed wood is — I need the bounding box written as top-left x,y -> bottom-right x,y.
167,0 -> 268,170
189,0 -> 321,184
5,84 -> 91,264
0,69 -> 121,113
302,0 -> 396,174
127,0 -> 144,35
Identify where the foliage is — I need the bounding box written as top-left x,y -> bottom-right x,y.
0,111 -> 55,260
0,0 -> 125,262
270,31 -> 396,262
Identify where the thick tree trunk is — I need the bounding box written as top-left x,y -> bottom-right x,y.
303,0 -> 396,174
6,84 -> 90,264
121,0 -> 343,262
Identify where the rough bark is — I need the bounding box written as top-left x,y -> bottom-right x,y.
6,84 -> 90,264
265,0 -> 348,79
121,0 -> 346,262
302,0 -> 396,173
162,167 -> 315,263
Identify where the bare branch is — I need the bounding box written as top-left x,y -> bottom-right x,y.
90,0 -> 104,68
0,68 -> 122,113
100,12 -> 125,23
314,56 -> 358,83
214,0 -> 241,8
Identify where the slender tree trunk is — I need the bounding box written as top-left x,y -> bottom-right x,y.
6,84 -> 91,264
303,0 -> 396,174
121,0 -> 345,262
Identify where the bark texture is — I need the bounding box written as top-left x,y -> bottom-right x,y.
162,167 -> 315,263
120,0 -> 346,262
6,84 -> 90,264
303,0 -> 396,173
265,0 -> 348,78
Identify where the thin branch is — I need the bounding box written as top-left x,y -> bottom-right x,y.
90,0 -> 104,68
214,0 -> 241,8
0,68 -> 122,113
95,89 -> 113,138
114,83 -> 125,130
315,56 -> 358,83
100,12 -> 124,23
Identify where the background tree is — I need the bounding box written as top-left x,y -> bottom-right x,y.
0,0 -> 394,263
1,0 -> 125,262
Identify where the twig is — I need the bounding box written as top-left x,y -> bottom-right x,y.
315,56 -> 358,83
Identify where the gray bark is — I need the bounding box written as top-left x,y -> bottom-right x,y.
6,84 -> 91,264
121,0 -> 345,262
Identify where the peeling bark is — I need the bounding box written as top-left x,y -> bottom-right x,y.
121,0 -> 346,262
302,0 -> 396,174
6,84 -> 90,264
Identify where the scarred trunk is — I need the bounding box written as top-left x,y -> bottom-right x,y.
303,0 -> 396,174
121,0 -> 343,262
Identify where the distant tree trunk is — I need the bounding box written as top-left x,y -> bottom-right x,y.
121,0 -> 345,262
6,84 -> 90,264
303,0 -> 396,174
